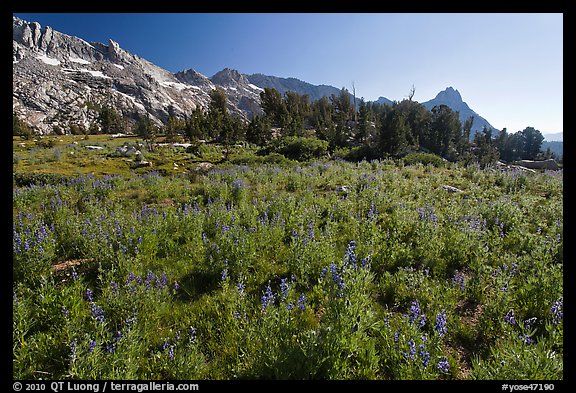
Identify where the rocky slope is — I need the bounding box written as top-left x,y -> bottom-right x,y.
421,87 -> 496,138
13,16 -> 228,134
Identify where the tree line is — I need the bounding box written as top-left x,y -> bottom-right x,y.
13,86 -> 558,165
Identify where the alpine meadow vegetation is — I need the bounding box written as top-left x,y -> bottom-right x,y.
13,136 -> 563,380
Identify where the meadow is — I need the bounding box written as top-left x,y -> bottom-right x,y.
12,135 -> 563,380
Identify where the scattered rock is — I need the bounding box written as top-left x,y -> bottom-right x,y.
335,186 -> 350,193
441,185 -> 464,193
513,159 -> 559,170
131,160 -> 152,169
85,145 -> 104,150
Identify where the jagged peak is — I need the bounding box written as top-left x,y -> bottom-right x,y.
210,67 -> 248,85
434,86 -> 463,102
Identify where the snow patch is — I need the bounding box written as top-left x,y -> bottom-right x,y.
160,81 -> 189,91
79,39 -> 95,49
36,54 -> 60,66
113,64 -> 125,70
79,68 -> 111,79
69,56 -> 91,65
248,83 -> 264,91
114,90 -> 145,110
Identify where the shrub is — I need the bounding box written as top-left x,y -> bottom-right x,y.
403,152 -> 445,167
265,136 -> 329,162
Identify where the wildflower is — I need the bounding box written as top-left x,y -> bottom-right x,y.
452,271 -> 465,290
437,356 -> 450,373
261,282 -> 275,310
69,339 -> 77,360
406,339 -> 416,360
408,300 -> 422,325
344,240 -> 357,267
156,272 -> 168,289
519,334 -> 534,345
71,270 -> 79,281
161,339 -> 170,351
435,310 -> 447,337
550,298 -> 563,325
237,279 -> 246,297
280,277 -> 290,300
173,281 -> 180,291
504,309 -> 516,325
90,303 -> 105,324
297,294 -> 307,311
85,289 -> 94,302
145,270 -> 155,289
419,344 -> 430,368
62,306 -> 69,318
189,327 -> 197,344
109,282 -> 118,294
88,339 -> 97,353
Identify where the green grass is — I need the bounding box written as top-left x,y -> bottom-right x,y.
12,137 -> 563,380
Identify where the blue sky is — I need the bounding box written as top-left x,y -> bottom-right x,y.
14,13 -> 563,134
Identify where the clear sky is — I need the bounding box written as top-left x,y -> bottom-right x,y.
13,13 -> 563,134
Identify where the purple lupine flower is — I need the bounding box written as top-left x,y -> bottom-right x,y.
88,339 -> 97,353
280,277 -> 290,300
418,314 -> 427,328
519,334 -> 534,345
173,281 -> 180,291
109,282 -> 118,294
437,356 -> 450,373
69,339 -> 77,360
419,344 -> 430,368
261,282 -> 275,310
237,279 -> 246,297
161,339 -> 170,351
297,294 -> 307,311
435,310 -> 447,337
551,298 -> 563,325
408,301 -> 422,325
394,329 -> 401,343
145,270 -> 155,289
62,306 -> 69,318
221,260 -> 228,281
504,309 -> 516,325
156,272 -> 168,289
344,240 -> 357,266
85,289 -> 94,302
90,303 -> 105,323
71,270 -> 79,281
189,327 -> 197,344
452,271 -> 466,290
406,338 -> 416,360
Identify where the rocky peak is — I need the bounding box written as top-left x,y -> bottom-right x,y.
432,87 -> 463,107
175,69 -> 214,89
210,67 -> 250,87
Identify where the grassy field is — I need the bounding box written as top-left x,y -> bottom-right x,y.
13,135 -> 563,380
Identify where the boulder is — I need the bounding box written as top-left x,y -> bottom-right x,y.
441,185 -> 463,193
513,159 -> 559,170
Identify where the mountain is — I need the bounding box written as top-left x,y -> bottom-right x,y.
12,16 -> 247,134
246,73 -> 346,103
13,16 -> 504,141
542,132 -> 563,142
374,96 -> 394,106
421,87 -> 497,138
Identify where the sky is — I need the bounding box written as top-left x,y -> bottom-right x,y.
13,13 -> 563,135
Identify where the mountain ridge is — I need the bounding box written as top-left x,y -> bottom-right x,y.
13,16 -> 531,141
